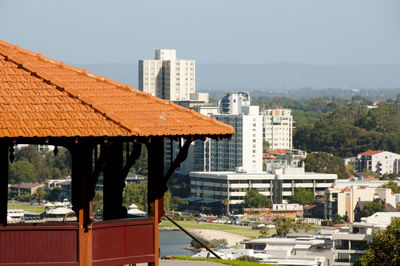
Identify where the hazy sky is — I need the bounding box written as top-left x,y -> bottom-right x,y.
1,0 -> 399,65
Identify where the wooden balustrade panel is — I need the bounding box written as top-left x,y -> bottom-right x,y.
92,218 -> 155,266
0,224 -> 78,265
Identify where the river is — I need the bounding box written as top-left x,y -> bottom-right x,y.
159,229 -> 195,257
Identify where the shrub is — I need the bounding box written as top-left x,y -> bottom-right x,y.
236,255 -> 261,262
190,237 -> 227,249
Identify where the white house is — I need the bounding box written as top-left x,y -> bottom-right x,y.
356,150 -> 400,175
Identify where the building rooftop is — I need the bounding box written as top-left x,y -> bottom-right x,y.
0,40 -> 234,139
359,150 -> 384,156
9,183 -> 43,189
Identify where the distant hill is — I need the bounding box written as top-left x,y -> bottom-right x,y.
74,62 -> 400,98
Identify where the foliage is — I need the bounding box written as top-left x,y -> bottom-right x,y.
173,256 -> 277,266
294,104 -> 400,157
360,202 -> 385,218
93,192 -> 103,218
288,187 -> 314,206
9,160 -> 37,184
32,187 -> 45,204
44,187 -> 62,202
123,182 -> 148,212
303,152 -> 347,179
236,255 -> 261,262
15,193 -> 32,202
273,217 -> 294,236
332,214 -> 348,223
190,236 -> 227,249
262,139 -> 270,152
355,218 -> 400,266
242,190 -> 272,208
129,144 -> 148,175
293,218 -> 314,233
379,180 -> 400,193
9,145 -> 71,184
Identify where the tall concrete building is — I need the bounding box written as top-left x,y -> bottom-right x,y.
138,49 -> 195,101
192,92 -> 263,173
263,109 -> 293,150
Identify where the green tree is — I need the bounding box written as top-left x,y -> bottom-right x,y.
9,145 -> 72,184
332,214 -> 348,223
356,218 -> 400,266
33,187 -> 45,204
361,201 -> 386,217
93,192 -> 103,218
263,139 -> 270,152
9,160 -> 36,184
242,190 -> 272,208
273,217 -> 294,236
289,187 -> 314,206
45,187 -> 61,201
123,182 -> 148,212
379,180 -> 400,193
130,144 -> 148,175
361,202 -> 385,218
303,152 -> 347,179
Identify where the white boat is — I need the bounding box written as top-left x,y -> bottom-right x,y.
127,204 -> 146,217
7,209 -> 24,223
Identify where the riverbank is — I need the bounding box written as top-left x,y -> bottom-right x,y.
160,220 -> 261,239
187,228 -> 247,246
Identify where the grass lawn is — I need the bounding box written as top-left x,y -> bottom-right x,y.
160,220 -> 270,239
172,256 -> 279,266
7,203 -> 45,214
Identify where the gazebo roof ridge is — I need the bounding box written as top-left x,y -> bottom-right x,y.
0,40 -> 235,139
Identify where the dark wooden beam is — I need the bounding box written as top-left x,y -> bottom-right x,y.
162,138 -> 192,193
0,144 -> 8,226
70,143 -> 94,266
147,137 -> 164,266
103,142 -> 125,220
122,143 -> 142,180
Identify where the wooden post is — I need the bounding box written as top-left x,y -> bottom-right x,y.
71,144 -> 94,266
147,138 -> 164,266
0,143 -> 8,226
103,142 -> 125,220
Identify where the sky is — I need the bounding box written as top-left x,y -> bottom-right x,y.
1,0 -> 399,65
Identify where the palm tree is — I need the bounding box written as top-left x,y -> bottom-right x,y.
33,187 -> 45,205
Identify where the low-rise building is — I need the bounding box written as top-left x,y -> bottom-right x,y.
9,183 -> 44,197
324,184 -> 398,222
190,166 -> 337,214
355,150 -> 400,175
243,236 -> 332,266
332,212 -> 400,265
263,149 -> 307,172
244,204 -> 303,219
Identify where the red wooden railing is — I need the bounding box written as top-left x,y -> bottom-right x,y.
92,218 -> 155,266
0,218 -> 155,266
0,224 -> 78,265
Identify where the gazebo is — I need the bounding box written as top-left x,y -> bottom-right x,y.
0,40 -> 234,266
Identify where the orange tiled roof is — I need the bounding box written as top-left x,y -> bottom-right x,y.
266,149 -> 287,155
262,154 -> 276,159
359,150 -> 384,156
0,40 -> 234,138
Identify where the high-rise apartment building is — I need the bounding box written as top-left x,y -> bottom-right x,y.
138,49 -> 195,101
192,92 -> 263,173
263,109 -> 293,150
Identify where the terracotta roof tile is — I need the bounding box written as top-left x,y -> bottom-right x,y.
359,150 -> 384,156
0,40 -> 234,138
